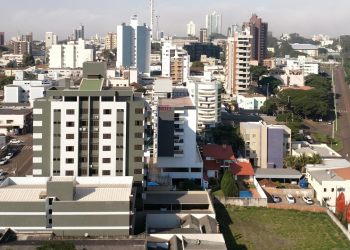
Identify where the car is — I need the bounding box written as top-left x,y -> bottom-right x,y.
328,120 -> 332,125
5,149 -> 17,159
160,205 -> 167,211
318,117 -> 323,122
10,139 -> 21,144
286,194 -> 295,204
302,196 -> 313,205
0,175 -> 4,181
271,195 -> 280,203
0,158 -> 7,165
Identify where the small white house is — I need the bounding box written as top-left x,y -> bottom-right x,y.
237,94 -> 266,110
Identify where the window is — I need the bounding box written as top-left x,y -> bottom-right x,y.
80,120 -> 88,126
246,142 -> 250,146
66,158 -> 74,164
103,109 -> 112,114
103,134 -> 111,139
53,121 -> 61,124
92,144 -> 99,150
81,157 -> 87,162
134,157 -> 142,162
116,145 -> 124,149
135,120 -> 143,126
53,158 -> 60,161
93,121 -> 99,126
252,142 -> 256,146
246,150 -> 250,156
66,134 -> 74,139
66,170 -> 74,176
66,122 -> 74,127
81,169 -> 88,175
102,158 -> 111,163
103,146 -> 111,151
117,133 -> 124,137
116,158 -> 123,161
332,188 -> 334,192
53,146 -> 60,149
92,109 -> 99,114
252,150 -> 256,154
80,109 -> 88,114
135,133 -> 142,138
102,97 -> 113,102
324,188 -> 327,192
134,169 -> 142,174
81,145 -> 88,150
116,170 -> 123,173
135,108 -> 143,114
284,134 -> 290,138
102,170 -> 111,175
81,132 -> 88,138
245,134 -> 250,140
92,133 -> 99,138
65,97 -> 77,102
117,109 -> 124,112
66,109 -> 75,115
54,109 -> 61,112
252,134 -> 256,138
91,157 -> 98,162
66,146 -> 74,152
134,145 -> 142,150
117,121 -> 124,124
103,121 -> 111,127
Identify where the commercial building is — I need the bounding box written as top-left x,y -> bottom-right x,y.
0,108 -> 32,135
291,44 -> 319,57
32,65 -> 147,181
49,38 -> 94,68
312,34 -> 330,42
45,32 -> 58,48
117,15 -> 150,75
106,32 -> 117,50
155,95 -> 203,186
240,122 -> 291,168
270,68 -> 305,87
286,56 -> 319,75
14,41 -> 31,55
263,58 -> 276,69
184,43 -> 220,62
225,24 -> 252,96
161,42 -> 190,83
243,14 -> 268,64
0,54 -> 23,67
186,74 -> 221,134
206,11 -> 222,36
187,21 -> 196,36
199,28 -> 208,43
0,32 -> 4,45
4,71 -> 54,106
0,176 -> 136,236
237,94 -> 266,110
73,25 -> 84,40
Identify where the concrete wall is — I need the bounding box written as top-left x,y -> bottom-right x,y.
213,196 -> 267,207
326,209 -> 350,241
268,203 -> 326,212
263,187 -> 314,197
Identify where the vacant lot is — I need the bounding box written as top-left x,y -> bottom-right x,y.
215,204 -> 350,250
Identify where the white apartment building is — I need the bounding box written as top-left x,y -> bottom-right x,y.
162,42 -> 190,83
0,54 -> 23,67
206,11 -> 222,36
117,15 -> 150,75
186,73 -> 221,134
49,39 -> 94,68
286,56 -> 319,76
46,68 -> 83,80
4,72 -> 54,106
312,34 -> 330,42
45,32 -> 58,48
187,21 -> 196,36
225,25 -> 252,96
237,94 -> 266,110
0,108 -> 32,135
156,95 -> 203,186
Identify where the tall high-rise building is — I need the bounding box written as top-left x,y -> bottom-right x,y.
106,32 -> 117,50
0,32 -> 4,45
225,24 -> 252,96
242,13 -> 268,64
45,32 -> 58,48
199,28 -> 207,43
187,21 -> 196,36
32,62 -> 147,181
73,24 -> 84,40
117,15 -> 150,74
14,41 -> 31,55
206,11 -> 222,37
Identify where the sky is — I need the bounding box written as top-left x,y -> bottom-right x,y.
0,0 -> 349,41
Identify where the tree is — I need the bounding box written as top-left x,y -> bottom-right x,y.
6,61 -> 14,68
259,76 -> 283,93
260,98 -> 277,115
308,153 -> 322,165
211,124 -> 244,154
102,50 -> 114,61
6,126 -> 13,133
250,65 -> 269,81
297,153 -> 309,173
0,46 -> 9,52
318,48 -> 328,55
340,35 -> 350,53
36,241 -> 76,250
210,33 -> 227,39
35,59 -> 42,65
191,61 -> 204,67
22,53 -> 35,66
135,87 -> 146,95
151,43 -> 161,52
305,74 -> 332,91
285,155 -> 298,169
181,179 -> 198,191
221,170 -> 239,197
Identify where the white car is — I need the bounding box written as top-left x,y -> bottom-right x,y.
0,158 -> 7,165
302,196 -> 313,205
0,175 -> 4,181
286,194 -> 295,204
271,195 -> 280,203
10,139 -> 21,144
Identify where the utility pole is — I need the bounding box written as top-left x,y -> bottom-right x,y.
156,16 -> 160,41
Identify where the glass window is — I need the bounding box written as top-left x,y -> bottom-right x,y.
246,134 -> 250,140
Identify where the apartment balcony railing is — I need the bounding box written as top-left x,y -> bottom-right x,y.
174,139 -> 184,143
198,119 -> 216,123
198,92 -> 215,95
174,129 -> 184,133
198,106 -> 215,109
174,118 -> 185,121
174,150 -> 184,155
199,99 -> 215,102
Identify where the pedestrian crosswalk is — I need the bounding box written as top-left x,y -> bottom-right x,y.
22,146 -> 33,150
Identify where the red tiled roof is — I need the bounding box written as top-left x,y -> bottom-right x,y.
203,172 -> 209,182
230,161 -> 255,176
202,145 -> 235,160
130,82 -> 143,89
333,168 -> 350,180
204,160 -> 221,170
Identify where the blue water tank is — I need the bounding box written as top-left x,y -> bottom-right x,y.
300,180 -> 308,188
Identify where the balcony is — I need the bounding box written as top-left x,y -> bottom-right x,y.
198,99 -> 216,102
198,119 -> 216,123
198,91 -> 215,96
174,129 -> 184,135
174,139 -> 184,146
199,112 -> 215,116
174,118 -> 184,124
198,106 -> 215,109
174,150 -> 184,157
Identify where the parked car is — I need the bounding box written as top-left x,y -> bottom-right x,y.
5,149 -> 17,159
328,120 -> 332,125
318,117 -> 323,122
9,139 -> 21,144
0,175 -> 4,181
305,135 -> 314,144
302,196 -> 313,205
286,194 -> 295,204
271,195 -> 280,203
0,158 -> 7,165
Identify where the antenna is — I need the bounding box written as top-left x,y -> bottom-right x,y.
150,0 -> 154,41
156,16 -> 160,40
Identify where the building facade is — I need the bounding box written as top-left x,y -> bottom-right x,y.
106,32 -> 117,50
240,122 -> 291,168
14,41 -> 31,55
161,42 -> 190,83
0,108 -> 32,135
199,28 -> 207,43
73,25 -> 84,40
187,21 -> 196,36
237,94 -> 266,110
45,32 -> 58,48
206,11 -> 222,36
32,76 -> 147,183
225,25 -> 252,96
243,14 -> 268,64
49,39 -> 94,68
183,43 -> 220,62
0,32 -> 4,46
286,56 -> 319,75
117,15 -> 150,75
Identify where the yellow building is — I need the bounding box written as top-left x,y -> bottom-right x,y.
106,32 -> 117,50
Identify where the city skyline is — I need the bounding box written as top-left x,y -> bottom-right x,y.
0,0 -> 349,41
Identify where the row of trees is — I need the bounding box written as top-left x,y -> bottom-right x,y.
221,170 -> 239,197
285,153 -> 322,173
211,124 -> 244,155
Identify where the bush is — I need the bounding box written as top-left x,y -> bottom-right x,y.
181,179 -> 198,191
209,177 -> 217,186
275,181 -> 282,188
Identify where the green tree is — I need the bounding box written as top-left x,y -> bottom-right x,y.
191,61 -> 204,67
210,33 -> 227,39
260,98 -> 277,115
221,170 -> 239,197
6,61 -> 14,68
250,65 -> 269,81
259,76 -> 283,94
22,53 -> 35,66
285,155 -> 298,169
35,59 -> 42,65
135,87 -> 146,95
0,46 -> 9,52
211,124 -> 244,154
181,179 -> 198,191
6,126 -> 13,133
297,153 -> 309,173
305,74 -> 332,91
36,241 -> 76,250
276,113 -> 302,123
102,50 -> 114,61
151,43 -> 161,51
308,153 -> 322,164
340,35 -> 350,53
220,169 -> 231,193
318,48 -> 328,55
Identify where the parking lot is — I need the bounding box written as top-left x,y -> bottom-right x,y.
267,194 -> 320,207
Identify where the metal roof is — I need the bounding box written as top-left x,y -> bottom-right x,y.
308,169 -> 344,184
291,44 -> 318,50
254,168 -> 302,179
144,192 -> 209,204
0,188 -> 45,202
74,185 -> 132,201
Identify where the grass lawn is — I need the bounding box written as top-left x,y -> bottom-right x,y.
312,132 -> 343,151
212,188 -> 224,197
215,204 -> 350,250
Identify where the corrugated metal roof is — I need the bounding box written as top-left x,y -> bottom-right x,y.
74,186 -> 132,201
144,193 -> 209,205
0,188 -> 45,201
51,176 -> 74,182
291,44 -> 318,50
254,168 -> 302,179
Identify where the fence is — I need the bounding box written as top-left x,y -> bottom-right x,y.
213,196 -> 267,207
268,203 -> 326,212
326,209 -> 350,241
254,177 -> 267,198
263,187 -> 314,197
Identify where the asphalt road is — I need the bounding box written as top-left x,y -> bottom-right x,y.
7,134 -> 33,176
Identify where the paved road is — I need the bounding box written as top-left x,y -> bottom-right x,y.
7,134 -> 33,176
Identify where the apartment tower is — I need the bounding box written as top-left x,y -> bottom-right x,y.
106,32 -> 117,50
199,28 -> 208,43
0,32 -> 4,45
206,11 -> 222,37
187,21 -> 196,36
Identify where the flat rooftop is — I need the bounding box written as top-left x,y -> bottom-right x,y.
158,96 -> 194,108
254,168 -> 303,179
308,169 -> 344,183
79,78 -> 103,91
143,191 -> 210,205
0,109 -> 32,115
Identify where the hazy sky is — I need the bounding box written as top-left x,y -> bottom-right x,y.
1,0 -> 348,41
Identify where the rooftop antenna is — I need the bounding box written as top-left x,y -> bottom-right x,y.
156,15 -> 160,40
150,0 -> 154,41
